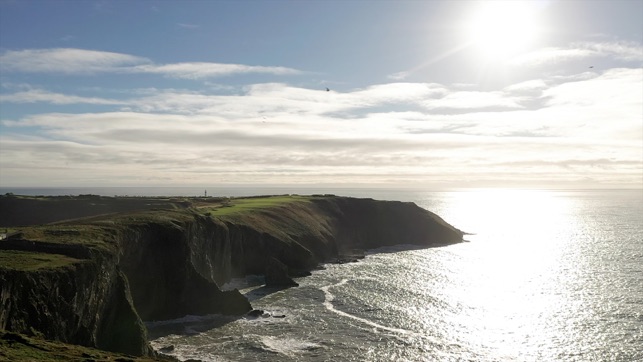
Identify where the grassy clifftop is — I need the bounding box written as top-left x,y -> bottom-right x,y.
0,331 -> 175,362
0,194 -> 335,272
0,250 -> 82,271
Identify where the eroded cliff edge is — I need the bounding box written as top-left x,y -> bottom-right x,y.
0,195 -> 463,356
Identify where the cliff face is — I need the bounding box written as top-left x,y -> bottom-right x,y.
115,221 -> 251,322
313,197 -> 462,251
0,196 -> 463,356
0,252 -> 152,356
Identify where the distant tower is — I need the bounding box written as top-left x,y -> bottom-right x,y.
205,190 -> 207,198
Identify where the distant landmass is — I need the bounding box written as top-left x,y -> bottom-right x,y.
0,193 -> 463,359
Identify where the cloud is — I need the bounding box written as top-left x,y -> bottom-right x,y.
236,82 -> 451,118
0,89 -> 123,105
1,110 -> 454,186
0,48 -> 303,79
509,47 -> 593,67
59,35 -> 76,42
509,41 -> 643,66
503,80 -> 548,93
349,83 -> 448,104
421,91 -> 522,111
387,71 -> 410,81
0,48 -> 149,74
176,23 -> 199,29
1,66 -> 641,187
579,41 -> 643,61
134,62 -> 302,79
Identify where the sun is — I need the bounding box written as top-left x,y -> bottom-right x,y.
465,1 -> 541,60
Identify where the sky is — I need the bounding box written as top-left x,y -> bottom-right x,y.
0,0 -> 641,189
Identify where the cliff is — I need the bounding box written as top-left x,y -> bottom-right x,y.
0,194 -> 463,357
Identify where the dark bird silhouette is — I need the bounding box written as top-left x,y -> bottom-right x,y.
325,87 -> 330,92
589,66 -> 594,68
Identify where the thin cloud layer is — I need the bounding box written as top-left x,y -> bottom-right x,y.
0,48 -> 303,79
134,63 -> 302,79
0,48 -> 148,74
509,41 -> 643,66
1,41 -> 641,188
0,89 -> 124,105
1,65 -> 640,187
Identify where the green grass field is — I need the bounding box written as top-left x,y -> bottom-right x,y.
0,194 -> 327,273
203,195 -> 310,216
0,331 -> 173,361
0,250 -> 81,271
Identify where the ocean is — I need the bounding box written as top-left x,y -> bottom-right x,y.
4,187 -> 642,361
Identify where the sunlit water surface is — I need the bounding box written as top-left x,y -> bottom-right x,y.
143,189 -> 642,361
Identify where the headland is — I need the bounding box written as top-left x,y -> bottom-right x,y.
0,193 -> 463,359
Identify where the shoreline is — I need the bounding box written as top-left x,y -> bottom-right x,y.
1,193 -> 464,358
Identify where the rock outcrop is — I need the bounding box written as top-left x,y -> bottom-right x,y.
264,257 -> 299,287
0,195 -> 463,356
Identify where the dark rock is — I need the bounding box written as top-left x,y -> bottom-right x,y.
246,309 -> 274,318
333,258 -> 359,264
1,332 -> 30,344
289,269 -> 312,278
95,270 -> 150,356
246,309 -> 265,318
264,257 -> 298,287
159,345 -> 175,353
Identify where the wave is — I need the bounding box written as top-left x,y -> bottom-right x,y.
258,335 -> 324,357
321,278 -> 413,336
145,313 -> 231,328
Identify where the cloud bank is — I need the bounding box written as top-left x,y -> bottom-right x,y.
1,45 -> 641,188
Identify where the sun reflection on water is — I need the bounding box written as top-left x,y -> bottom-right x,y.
420,189 -> 585,360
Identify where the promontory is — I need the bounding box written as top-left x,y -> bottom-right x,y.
0,193 -> 463,359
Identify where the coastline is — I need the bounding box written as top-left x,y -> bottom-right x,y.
0,193 -> 463,358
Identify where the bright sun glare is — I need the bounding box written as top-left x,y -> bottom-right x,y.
466,1 -> 541,60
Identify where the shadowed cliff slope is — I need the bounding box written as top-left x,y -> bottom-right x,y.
0,194 -> 463,357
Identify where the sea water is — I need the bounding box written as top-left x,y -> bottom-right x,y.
4,187 -> 641,361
